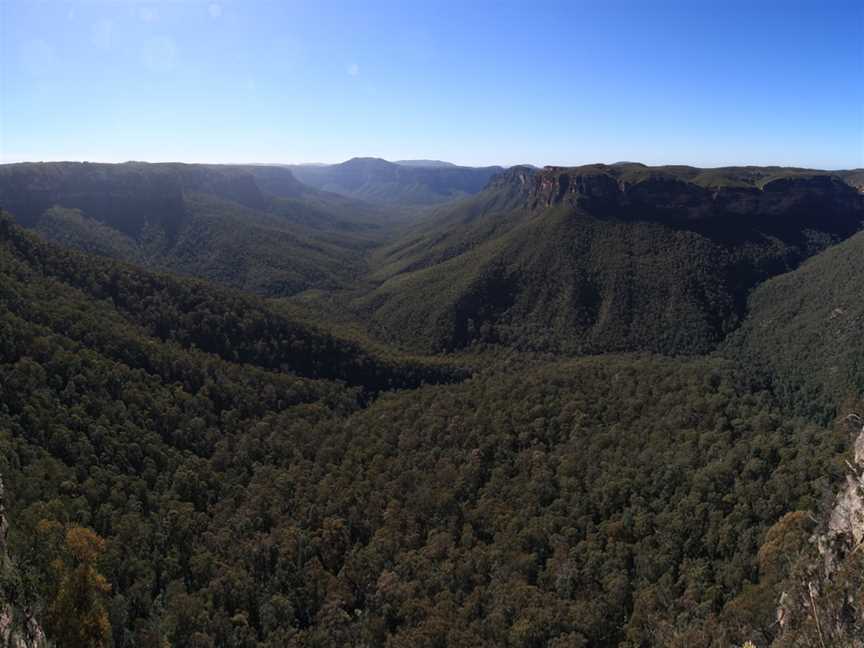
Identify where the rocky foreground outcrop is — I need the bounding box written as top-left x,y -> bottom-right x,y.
0,476 -> 47,648
771,420 -> 864,647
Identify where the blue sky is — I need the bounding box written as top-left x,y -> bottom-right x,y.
1,0 -> 862,168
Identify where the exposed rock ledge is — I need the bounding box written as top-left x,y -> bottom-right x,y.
773,420 -> 864,647
0,476 -> 47,648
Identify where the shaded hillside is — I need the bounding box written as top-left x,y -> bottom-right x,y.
0,162 -> 398,297
0,200 -> 857,647
289,157 -> 503,206
0,214 -> 463,395
360,164 -> 864,355
725,227 -> 864,422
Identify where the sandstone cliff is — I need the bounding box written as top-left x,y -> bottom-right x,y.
771,420 -> 864,647
521,165 -> 864,236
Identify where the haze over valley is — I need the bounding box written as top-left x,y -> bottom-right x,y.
1,1 -> 863,646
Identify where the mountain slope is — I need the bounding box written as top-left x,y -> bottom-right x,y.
0,266 -> 846,646
0,202 -> 857,647
725,226 -> 864,421
360,164 -> 864,354
0,162 -> 398,296
289,157 -> 504,206
0,214 -> 462,393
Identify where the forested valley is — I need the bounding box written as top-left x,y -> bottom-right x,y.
2,161 -> 864,647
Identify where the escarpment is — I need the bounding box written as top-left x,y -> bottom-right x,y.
365,163 -> 864,355
0,162 -> 276,238
523,165 -> 864,238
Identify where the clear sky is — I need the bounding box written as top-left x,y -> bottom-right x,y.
1,0 -> 862,168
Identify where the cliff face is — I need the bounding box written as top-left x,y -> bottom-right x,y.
0,477 -> 47,648
178,165 -> 268,210
0,162 -> 272,238
521,165 -> 864,237
822,429 -> 864,556
243,165 -> 307,199
367,164 -> 864,356
771,424 -> 864,647
0,163 -> 187,237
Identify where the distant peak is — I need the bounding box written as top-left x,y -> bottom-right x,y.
342,157 -> 392,164
394,159 -> 457,168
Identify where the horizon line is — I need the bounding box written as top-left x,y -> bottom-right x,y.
0,157 -> 861,172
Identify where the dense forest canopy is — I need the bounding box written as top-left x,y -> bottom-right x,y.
359,163 -> 864,355
1,160 -> 864,646
0,162 -> 404,298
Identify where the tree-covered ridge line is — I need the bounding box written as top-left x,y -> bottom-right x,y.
287,157 -> 505,207
2,160 -> 864,645
0,161 -> 405,299
723,225 -> 864,423
0,214 -> 466,399
523,161 -> 864,190
358,162 -> 863,356
3,159 -> 862,360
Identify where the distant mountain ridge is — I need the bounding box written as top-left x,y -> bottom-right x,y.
288,157 -> 504,206
5,158 -> 864,647
393,159 -> 458,168
0,161 -> 401,297
360,162 -> 864,354
502,163 -> 863,237
5,159 -> 863,360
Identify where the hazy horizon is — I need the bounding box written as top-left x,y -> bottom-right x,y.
0,156 -> 862,172
2,0 -> 863,169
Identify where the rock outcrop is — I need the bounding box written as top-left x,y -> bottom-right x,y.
821,427 -> 864,560
771,420 -> 864,647
0,476 -> 47,648
520,165 -> 864,237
